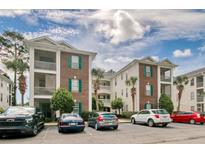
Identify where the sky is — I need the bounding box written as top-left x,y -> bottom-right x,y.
1,9 -> 205,103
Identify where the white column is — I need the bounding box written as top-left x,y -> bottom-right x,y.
29,47 -> 35,107
157,66 -> 161,108
88,56 -> 92,111
56,50 -> 61,89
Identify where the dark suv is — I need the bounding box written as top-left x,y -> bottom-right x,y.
0,106 -> 45,137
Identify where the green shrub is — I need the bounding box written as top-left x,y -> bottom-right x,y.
0,107 -> 4,113
159,94 -> 174,114
120,111 -> 138,119
80,111 -> 96,121
44,117 -> 53,123
92,97 -> 97,110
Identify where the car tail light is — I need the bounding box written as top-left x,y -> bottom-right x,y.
59,121 -> 64,125
97,115 -> 103,122
154,114 -> 160,118
197,114 -> 200,118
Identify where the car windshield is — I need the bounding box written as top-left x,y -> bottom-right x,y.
4,107 -> 35,115
152,109 -> 168,114
62,114 -> 80,119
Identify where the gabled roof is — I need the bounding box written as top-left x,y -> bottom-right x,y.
29,36 -> 59,46
58,40 -> 77,50
180,66 -> 205,77
139,56 -> 157,64
158,59 -> 177,68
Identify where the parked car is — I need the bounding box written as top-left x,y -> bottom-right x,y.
88,112 -> 118,130
131,109 -> 172,127
0,106 -> 44,137
171,111 -> 205,124
58,113 -> 85,133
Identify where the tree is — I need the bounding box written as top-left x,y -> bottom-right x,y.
17,59 -> 29,106
173,76 -> 189,112
0,31 -> 28,105
125,76 -> 138,112
92,68 -> 104,111
111,98 -> 124,115
159,94 -> 174,114
50,88 -> 74,114
92,97 -> 97,110
98,100 -> 104,111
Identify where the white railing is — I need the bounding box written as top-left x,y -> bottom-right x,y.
197,82 -> 203,88
34,60 -> 56,71
34,87 -> 56,95
160,75 -> 171,82
99,85 -> 111,90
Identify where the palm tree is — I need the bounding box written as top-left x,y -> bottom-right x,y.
92,68 -> 104,111
125,76 -> 138,112
17,60 -> 29,106
0,31 -> 28,105
173,76 -> 189,112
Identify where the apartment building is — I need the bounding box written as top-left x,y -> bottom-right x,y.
173,67 -> 205,112
111,57 -> 176,112
92,70 -> 115,111
0,69 -> 13,109
25,36 -> 96,117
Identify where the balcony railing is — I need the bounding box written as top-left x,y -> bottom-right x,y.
99,85 -> 111,90
34,87 -> 56,95
197,96 -> 204,102
99,99 -> 111,107
197,81 -> 204,88
160,75 -> 171,82
34,60 -> 56,71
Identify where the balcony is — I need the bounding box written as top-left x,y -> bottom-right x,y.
99,85 -> 111,90
196,76 -> 203,88
160,68 -> 171,82
197,89 -> 204,102
34,87 -> 56,95
34,60 -> 56,71
99,99 -> 111,107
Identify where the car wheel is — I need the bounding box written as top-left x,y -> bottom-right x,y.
95,123 -> 99,130
162,123 -> 168,127
113,126 -> 118,130
148,119 -> 155,127
131,118 -> 136,124
189,119 -> 195,124
31,125 -> 38,136
200,122 -> 204,125
58,127 -> 62,133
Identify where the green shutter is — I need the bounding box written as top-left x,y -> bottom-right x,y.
151,85 -> 153,96
68,79 -> 72,92
144,65 -> 146,77
79,80 -> 82,93
150,66 -> 153,77
79,56 -> 82,69
67,56 -> 72,68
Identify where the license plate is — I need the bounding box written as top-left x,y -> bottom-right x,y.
162,116 -> 168,118
70,123 -> 76,126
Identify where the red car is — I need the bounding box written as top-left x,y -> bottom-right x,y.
171,111 -> 205,124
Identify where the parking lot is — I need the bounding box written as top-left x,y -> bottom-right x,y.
0,123 -> 205,144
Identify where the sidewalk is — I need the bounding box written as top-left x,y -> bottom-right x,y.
45,118 -> 130,126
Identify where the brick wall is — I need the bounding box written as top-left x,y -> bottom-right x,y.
60,52 -> 89,111
139,63 -> 158,110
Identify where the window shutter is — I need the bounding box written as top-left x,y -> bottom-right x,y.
151,85 -> 153,96
79,80 -> 82,93
150,66 -> 153,77
68,79 -> 72,92
79,56 -> 82,69
67,56 -> 72,68
144,65 -> 146,77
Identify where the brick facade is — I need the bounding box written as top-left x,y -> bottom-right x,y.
139,63 -> 158,110
60,52 -> 89,111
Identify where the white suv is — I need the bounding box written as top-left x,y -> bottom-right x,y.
131,109 -> 172,127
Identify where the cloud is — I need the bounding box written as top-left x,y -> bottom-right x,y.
198,44 -> 205,55
173,49 -> 192,58
151,56 -> 159,62
95,10 -> 150,45
0,10 -> 31,17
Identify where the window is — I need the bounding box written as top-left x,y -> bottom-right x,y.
191,106 -> 195,111
126,73 -> 128,81
0,93 -> 2,102
115,78 -> 117,86
121,74 -> 123,80
146,84 -> 153,96
144,103 -> 152,109
197,104 -> 204,112
68,55 -> 82,69
126,88 -> 128,97
144,65 -> 153,77
68,79 -> 82,93
190,92 -> 195,100
190,78 -> 194,86
115,92 -> 117,99
121,89 -> 123,96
